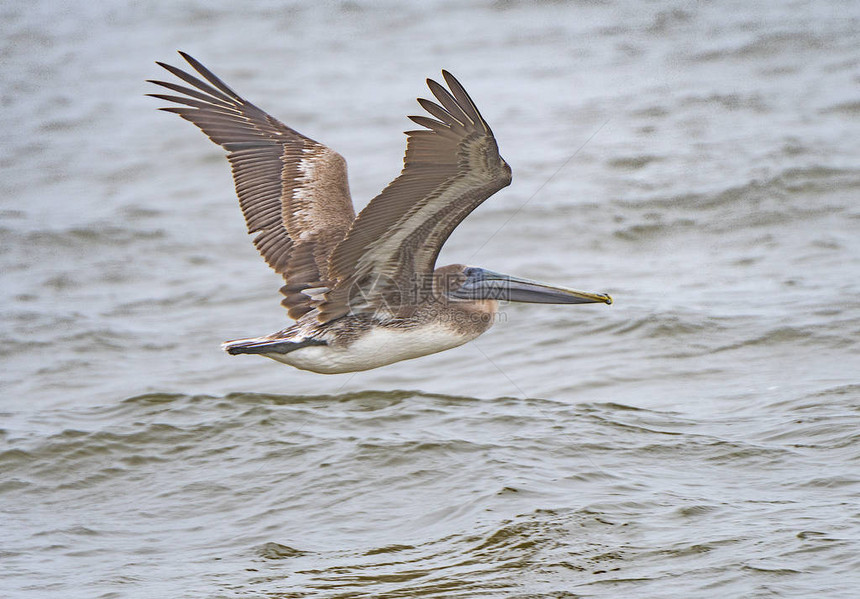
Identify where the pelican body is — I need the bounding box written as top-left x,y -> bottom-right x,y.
149,53 -> 611,373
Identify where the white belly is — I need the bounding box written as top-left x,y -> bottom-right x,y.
264,323 -> 478,374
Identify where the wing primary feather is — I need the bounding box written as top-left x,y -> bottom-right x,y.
154,61 -> 237,106
146,93 -> 228,111
441,70 -> 488,132
146,79 -> 235,108
426,78 -> 473,126
177,51 -> 244,100
417,97 -> 466,128
407,114 -> 453,134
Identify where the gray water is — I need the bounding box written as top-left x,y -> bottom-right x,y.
2,0 -> 860,597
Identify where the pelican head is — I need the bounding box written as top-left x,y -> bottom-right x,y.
444,265 -> 612,306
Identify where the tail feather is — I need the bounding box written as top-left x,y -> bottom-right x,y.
222,336 -> 326,356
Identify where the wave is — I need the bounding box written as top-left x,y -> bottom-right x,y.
0,224 -> 166,251
610,165 -> 859,240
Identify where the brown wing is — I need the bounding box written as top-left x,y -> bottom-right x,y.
319,71 -> 512,322
148,52 -> 355,320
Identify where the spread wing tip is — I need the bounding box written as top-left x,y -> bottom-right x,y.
149,52 -> 357,323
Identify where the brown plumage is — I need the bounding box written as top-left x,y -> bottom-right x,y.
148,52 -> 611,374
148,52 -> 510,323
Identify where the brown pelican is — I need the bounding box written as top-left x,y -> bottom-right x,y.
148,52 -> 612,374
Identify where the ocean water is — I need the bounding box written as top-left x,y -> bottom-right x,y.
2,0 -> 859,597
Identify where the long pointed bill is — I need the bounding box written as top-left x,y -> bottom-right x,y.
450,268 -> 612,305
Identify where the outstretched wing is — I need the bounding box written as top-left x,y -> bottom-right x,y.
148,52 -> 355,320
319,71 -> 512,322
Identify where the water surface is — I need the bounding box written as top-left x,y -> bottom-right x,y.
2,0 -> 859,597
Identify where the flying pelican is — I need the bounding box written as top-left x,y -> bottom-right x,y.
148,52 -> 611,374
